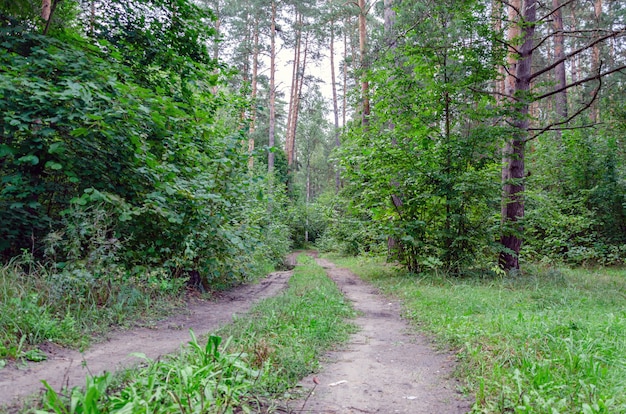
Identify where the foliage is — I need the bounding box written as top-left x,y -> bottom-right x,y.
334,255 -> 626,413
337,0 -> 503,273
0,2 -> 290,287
315,193 -> 386,256
39,333 -> 259,413
524,125 -> 626,266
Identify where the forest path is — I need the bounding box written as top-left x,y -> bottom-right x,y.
287,256 -> 472,413
0,255 -> 297,409
1,254 -> 472,413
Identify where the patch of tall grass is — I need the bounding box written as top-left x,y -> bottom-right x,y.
34,254 -> 357,413
331,256 -> 626,413
0,252 -> 185,362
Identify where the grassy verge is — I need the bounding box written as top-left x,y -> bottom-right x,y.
0,253 -> 186,364
34,254 -> 357,413
327,255 -> 626,413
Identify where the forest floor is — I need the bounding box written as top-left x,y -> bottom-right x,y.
0,253 -> 472,413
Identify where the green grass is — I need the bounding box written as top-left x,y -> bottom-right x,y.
33,253 -> 357,413
0,252 -> 186,362
328,255 -> 626,413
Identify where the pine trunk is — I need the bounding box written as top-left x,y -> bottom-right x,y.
248,19 -> 259,170
552,0 -> 567,123
358,0 -> 369,126
590,0 -> 602,123
500,0 -> 536,271
329,11 -> 341,192
268,1 -> 276,172
285,11 -> 302,168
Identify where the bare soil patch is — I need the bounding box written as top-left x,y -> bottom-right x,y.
289,257 -> 472,414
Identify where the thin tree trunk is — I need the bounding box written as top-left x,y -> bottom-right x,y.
89,0 -> 95,36
288,31 -> 309,169
358,0 -> 369,126
42,0 -> 59,35
342,18 -> 348,128
590,0 -> 602,123
268,0 -> 276,172
500,0 -> 536,271
211,0 -> 221,95
305,158 -> 311,242
248,18 -> 259,169
551,0 -> 567,146
42,0 -> 51,20
569,7 -> 579,85
330,9 -> 341,192
552,0 -> 567,122
285,11 -> 302,168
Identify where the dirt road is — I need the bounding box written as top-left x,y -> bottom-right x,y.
0,254 -> 472,413
0,268 -> 294,409
290,257 -> 472,413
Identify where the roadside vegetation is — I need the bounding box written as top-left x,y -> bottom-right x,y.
0,250 -> 190,364
31,255 -> 356,413
329,255 -> 626,413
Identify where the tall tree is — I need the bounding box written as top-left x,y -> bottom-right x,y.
328,1 -> 341,191
267,0 -> 277,172
358,0 -> 369,125
499,0 -> 535,271
498,0 -> 625,270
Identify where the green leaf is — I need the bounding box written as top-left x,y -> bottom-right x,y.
17,154 -> 39,165
0,144 -> 15,157
48,142 -> 66,155
70,127 -> 90,137
45,161 -> 63,170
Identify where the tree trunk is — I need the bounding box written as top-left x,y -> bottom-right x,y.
590,0 -> 602,123
500,0 -> 536,271
211,0 -> 221,95
248,18 -> 259,170
358,0 -> 369,126
330,9 -> 341,192
42,0 -> 51,21
268,0 -> 276,172
552,0 -> 567,124
289,32 -> 309,169
285,11 -> 302,168
342,18 -> 348,128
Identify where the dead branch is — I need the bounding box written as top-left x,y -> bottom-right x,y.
537,0 -> 577,23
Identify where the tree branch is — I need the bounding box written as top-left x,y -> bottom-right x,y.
528,79 -> 601,140
537,0 -> 577,23
529,28 -> 625,81
496,0 -> 522,20
533,64 -> 626,101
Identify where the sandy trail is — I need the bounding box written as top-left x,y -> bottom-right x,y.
0,264 -> 295,410
289,257 -> 472,414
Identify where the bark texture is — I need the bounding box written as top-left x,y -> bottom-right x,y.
500,0 -> 536,270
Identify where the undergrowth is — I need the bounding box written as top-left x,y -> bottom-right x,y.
32,254 -> 357,413
329,255 -> 626,414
